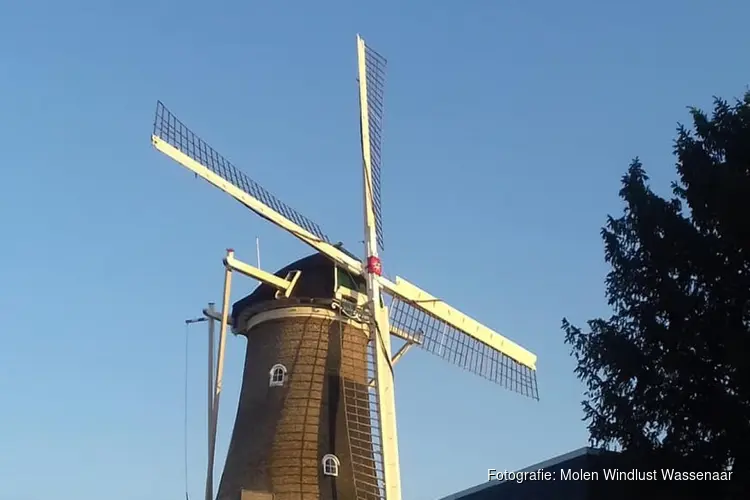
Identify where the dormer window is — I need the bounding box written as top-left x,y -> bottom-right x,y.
269,364 -> 287,387
322,454 -> 340,477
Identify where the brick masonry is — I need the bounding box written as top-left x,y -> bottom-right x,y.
217,305 -> 378,500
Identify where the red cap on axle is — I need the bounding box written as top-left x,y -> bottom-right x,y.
367,256 -> 382,276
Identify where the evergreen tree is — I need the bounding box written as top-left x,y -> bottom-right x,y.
562,92 -> 750,496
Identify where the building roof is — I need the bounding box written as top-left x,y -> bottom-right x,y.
436,447 -> 609,500
230,248 -> 364,332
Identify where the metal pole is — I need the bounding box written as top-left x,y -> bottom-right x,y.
206,250 -> 233,500
206,302 -> 215,500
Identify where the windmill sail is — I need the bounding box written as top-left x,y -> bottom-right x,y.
359,42 -> 386,251
340,326 -> 387,500
151,102 -> 362,276
388,297 -> 538,399
356,34 -> 400,500
382,277 -> 539,400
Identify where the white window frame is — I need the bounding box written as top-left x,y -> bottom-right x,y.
269,364 -> 287,387
322,454 -> 340,477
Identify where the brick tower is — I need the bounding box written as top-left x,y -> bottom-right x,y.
216,252 -> 381,500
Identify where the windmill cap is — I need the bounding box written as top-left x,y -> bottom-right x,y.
230,250 -> 364,333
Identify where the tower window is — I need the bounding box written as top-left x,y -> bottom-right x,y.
322,454 -> 340,477
269,364 -> 287,387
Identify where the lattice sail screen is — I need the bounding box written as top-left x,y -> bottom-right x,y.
339,321 -> 386,500
359,42 -> 386,251
388,298 -> 539,400
153,101 -> 330,243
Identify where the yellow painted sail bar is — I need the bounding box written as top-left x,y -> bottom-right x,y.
381,276 -> 537,370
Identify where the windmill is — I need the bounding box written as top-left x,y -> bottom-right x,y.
151,35 -> 539,500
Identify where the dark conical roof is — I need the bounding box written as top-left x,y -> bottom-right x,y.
230,248 -> 363,331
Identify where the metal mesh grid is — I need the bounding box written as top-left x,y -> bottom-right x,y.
388,298 -> 539,400
362,44 -> 386,251
152,101 -> 330,243
340,319 -> 386,500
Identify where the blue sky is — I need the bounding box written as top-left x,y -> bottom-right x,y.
1,0 -> 748,499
